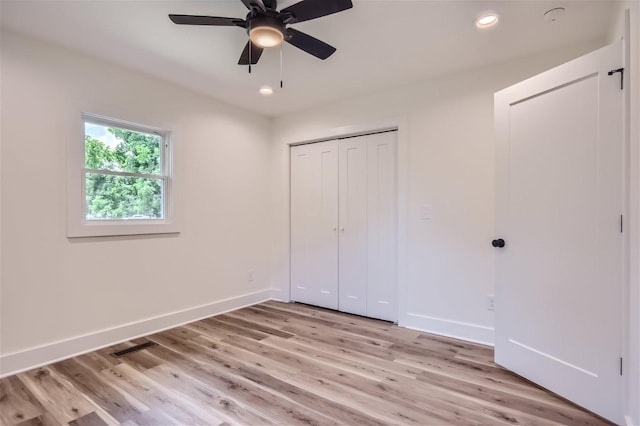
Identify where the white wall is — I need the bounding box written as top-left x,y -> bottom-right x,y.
0,31 -> 275,374
271,38 -> 606,345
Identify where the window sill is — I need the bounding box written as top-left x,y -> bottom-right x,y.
67,220 -> 179,238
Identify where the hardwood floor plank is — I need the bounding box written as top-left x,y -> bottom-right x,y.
215,313 -> 296,339
117,407 -> 185,426
285,333 -> 425,378
416,369 -> 606,425
280,322 -> 396,360
146,342 -> 344,425
0,301 -> 612,426
150,331 -> 389,425
202,336 -> 441,424
256,337 -> 502,425
408,378 -> 572,426
14,413 -> 60,426
255,336 -> 540,425
18,367 -> 96,424
182,320 -> 232,341
260,302 -> 411,336
201,317 -> 271,341
261,334 -> 420,380
50,358 -> 147,423
0,376 -> 45,425
67,411 -> 108,426
100,362 -> 224,425
142,363 -> 276,426
215,335 -> 470,425
77,351 -> 121,373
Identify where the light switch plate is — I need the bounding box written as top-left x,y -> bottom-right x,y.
420,204 -> 431,220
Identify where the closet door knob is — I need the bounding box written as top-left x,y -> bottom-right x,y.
340,227 -> 345,232
332,226 -> 337,231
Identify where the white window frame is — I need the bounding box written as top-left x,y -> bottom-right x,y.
67,112 -> 179,237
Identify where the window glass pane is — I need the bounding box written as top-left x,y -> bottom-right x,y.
85,173 -> 163,220
84,122 -> 162,175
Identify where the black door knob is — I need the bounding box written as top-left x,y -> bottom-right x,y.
492,239 -> 505,248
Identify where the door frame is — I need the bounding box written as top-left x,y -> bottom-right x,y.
621,7 -> 640,425
284,117 -> 409,325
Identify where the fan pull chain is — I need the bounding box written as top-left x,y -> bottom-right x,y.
280,44 -> 283,88
249,41 -> 252,74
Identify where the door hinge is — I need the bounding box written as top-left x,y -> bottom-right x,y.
621,215 -> 624,233
620,357 -> 623,375
608,68 -> 624,90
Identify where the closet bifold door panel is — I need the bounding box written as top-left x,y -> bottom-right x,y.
338,136 -> 368,316
290,141 -> 339,310
366,132 -> 397,321
290,131 -> 397,322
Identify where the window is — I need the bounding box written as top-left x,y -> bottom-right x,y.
67,113 -> 178,237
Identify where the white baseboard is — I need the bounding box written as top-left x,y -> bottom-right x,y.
269,287 -> 289,302
0,289 -> 273,378
402,312 -> 494,346
1,293 -> 494,377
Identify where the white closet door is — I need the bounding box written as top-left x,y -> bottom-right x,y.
290,141 -> 339,309
366,132 -> 397,321
338,136 -> 368,316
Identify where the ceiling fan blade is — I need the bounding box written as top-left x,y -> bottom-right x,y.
240,0 -> 267,13
286,28 -> 336,60
238,41 -> 264,65
280,0 -> 352,23
169,14 -> 245,27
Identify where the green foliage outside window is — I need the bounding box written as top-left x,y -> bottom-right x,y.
85,127 -> 164,220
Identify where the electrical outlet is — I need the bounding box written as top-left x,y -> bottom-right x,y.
487,294 -> 495,311
248,270 -> 255,282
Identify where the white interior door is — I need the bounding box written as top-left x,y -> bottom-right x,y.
338,136 -> 368,316
494,41 -> 623,423
366,132 -> 397,321
290,141 -> 339,309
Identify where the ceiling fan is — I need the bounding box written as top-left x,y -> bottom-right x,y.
169,0 -> 353,68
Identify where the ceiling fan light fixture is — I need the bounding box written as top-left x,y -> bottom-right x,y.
250,25 -> 284,48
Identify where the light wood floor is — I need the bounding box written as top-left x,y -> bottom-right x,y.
0,301 -> 612,426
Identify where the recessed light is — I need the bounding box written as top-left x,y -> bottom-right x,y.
259,85 -> 274,96
475,13 -> 499,28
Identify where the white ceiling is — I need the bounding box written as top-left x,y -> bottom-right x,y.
0,0 -> 618,117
